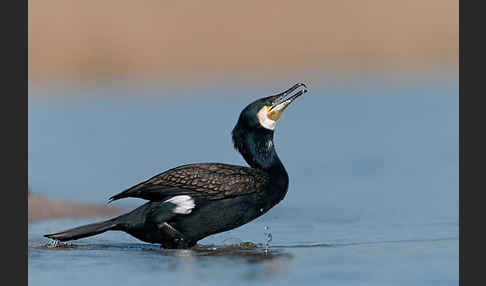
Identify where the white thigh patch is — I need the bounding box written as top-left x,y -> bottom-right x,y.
164,195 -> 195,214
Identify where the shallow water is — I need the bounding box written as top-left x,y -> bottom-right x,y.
28,75 -> 458,285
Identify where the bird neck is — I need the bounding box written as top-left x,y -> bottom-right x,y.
232,126 -> 288,179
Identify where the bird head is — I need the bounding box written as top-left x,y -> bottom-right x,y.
232,83 -> 308,169
235,83 -> 308,131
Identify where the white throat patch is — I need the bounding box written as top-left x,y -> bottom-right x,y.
164,195 -> 195,214
257,107 -> 276,130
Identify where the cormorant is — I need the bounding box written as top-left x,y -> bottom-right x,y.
44,83 -> 308,249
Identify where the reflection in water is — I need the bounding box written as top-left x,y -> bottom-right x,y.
262,256 -> 286,278
169,249 -> 198,281
34,241 -> 293,263
161,245 -> 292,280
33,240 -> 294,279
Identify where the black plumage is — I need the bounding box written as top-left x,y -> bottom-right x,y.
108,163 -> 270,202
44,83 -> 308,249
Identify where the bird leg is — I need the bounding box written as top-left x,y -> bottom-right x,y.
158,222 -> 190,249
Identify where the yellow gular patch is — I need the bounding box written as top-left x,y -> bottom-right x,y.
267,106 -> 284,121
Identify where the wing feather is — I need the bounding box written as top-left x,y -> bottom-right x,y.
108,163 -> 269,202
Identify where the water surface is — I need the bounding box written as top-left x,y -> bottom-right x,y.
28,76 -> 458,285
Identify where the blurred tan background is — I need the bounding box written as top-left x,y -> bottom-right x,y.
29,0 -> 458,82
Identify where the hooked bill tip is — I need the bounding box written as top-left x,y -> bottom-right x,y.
296,82 -> 308,89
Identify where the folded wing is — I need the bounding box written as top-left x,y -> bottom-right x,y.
108,163 -> 270,203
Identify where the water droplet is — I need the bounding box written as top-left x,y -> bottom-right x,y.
264,226 -> 273,255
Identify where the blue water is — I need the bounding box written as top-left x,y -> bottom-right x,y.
28,75 -> 458,285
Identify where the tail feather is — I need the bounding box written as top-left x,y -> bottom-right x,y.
44,219 -> 118,241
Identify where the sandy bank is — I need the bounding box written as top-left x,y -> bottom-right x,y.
28,192 -> 122,223
29,0 -> 457,80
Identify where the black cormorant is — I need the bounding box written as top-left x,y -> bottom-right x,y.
45,83 -> 308,249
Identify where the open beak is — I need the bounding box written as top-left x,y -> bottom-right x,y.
268,83 -> 308,121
